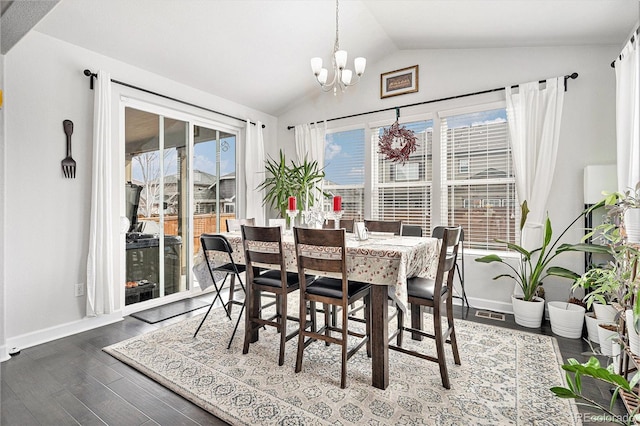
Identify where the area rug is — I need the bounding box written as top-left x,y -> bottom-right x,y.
129,298 -> 210,324
105,298 -> 581,425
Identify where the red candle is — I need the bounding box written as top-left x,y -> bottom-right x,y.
288,196 -> 296,211
333,195 -> 342,212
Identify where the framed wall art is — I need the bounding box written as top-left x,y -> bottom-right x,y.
380,65 -> 419,98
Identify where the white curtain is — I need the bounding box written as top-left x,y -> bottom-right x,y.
294,122 -> 326,205
245,120 -> 265,225
295,122 -> 326,166
615,36 -> 640,192
86,70 -> 114,317
506,77 -> 565,251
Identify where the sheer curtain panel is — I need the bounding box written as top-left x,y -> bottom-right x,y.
615,34 -> 640,240
506,77 -> 564,252
295,122 -> 326,203
86,70 -> 114,316
245,120 -> 265,224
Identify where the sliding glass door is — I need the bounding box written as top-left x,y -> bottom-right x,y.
122,103 -> 239,307
124,107 -> 189,305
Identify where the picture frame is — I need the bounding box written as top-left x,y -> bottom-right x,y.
380,65 -> 419,98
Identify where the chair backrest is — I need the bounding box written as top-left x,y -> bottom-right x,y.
294,227 -> 347,296
431,225 -> 464,242
322,218 -> 355,232
241,225 -> 286,274
432,227 -> 462,299
200,233 -> 241,274
226,217 -> 255,232
401,224 -> 423,237
364,219 -> 402,235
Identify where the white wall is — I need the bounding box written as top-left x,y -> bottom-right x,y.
0,53 -> 7,361
2,31 -> 276,351
277,45 -> 619,312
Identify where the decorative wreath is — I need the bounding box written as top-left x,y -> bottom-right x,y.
378,121 -> 418,164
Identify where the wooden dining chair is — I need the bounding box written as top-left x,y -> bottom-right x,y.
293,227 -> 371,388
322,218 -> 355,232
432,226 -> 469,313
226,217 -> 255,232
390,226 -> 462,389
364,219 -> 402,235
194,234 -> 247,349
401,224 -> 423,237
241,225 -> 314,366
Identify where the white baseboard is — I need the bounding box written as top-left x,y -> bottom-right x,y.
0,345 -> 9,362
2,312 -> 124,362
463,296 -> 514,315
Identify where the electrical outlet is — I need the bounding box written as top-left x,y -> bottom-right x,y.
75,282 -> 85,297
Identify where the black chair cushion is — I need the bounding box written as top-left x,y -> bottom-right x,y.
254,270 -> 313,288
306,277 -> 370,298
407,276 -> 448,301
213,262 -> 246,274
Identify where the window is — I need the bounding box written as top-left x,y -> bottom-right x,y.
371,120 -> 432,235
324,128 -> 365,220
440,108 -> 517,249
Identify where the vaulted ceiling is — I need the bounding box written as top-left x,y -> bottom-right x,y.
3,0 -> 637,117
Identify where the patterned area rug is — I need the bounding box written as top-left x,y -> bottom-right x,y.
104,299 -> 581,425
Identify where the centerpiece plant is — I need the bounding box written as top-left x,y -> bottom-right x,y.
257,149 -> 326,220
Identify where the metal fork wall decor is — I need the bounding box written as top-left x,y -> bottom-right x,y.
61,119 -> 76,178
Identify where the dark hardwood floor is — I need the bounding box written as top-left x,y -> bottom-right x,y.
0,291 -> 627,425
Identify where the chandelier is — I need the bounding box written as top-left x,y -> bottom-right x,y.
310,0 -> 366,94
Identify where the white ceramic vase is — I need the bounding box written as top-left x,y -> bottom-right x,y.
511,295 -> 545,328
593,302 -> 617,322
548,302 -> 585,338
626,310 -> 640,355
597,323 -> 619,356
585,312 -> 606,344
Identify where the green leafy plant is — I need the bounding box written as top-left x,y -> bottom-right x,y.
569,184 -> 640,324
257,149 -> 325,219
475,203 -> 596,302
551,356 -> 639,425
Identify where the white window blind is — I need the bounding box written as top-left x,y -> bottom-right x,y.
440,108 -> 518,249
324,128 -> 365,220
372,120 -> 432,235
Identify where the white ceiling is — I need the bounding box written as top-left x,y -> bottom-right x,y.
21,0 -> 639,116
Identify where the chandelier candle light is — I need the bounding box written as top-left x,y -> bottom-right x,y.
311,0 -> 366,94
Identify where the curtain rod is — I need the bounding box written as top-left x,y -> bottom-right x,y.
83,69 -> 265,128
611,27 -> 639,68
287,72 -> 578,130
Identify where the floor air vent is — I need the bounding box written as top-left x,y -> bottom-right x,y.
475,310 -> 506,321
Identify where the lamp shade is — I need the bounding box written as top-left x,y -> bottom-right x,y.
310,57 -> 323,75
354,57 -> 366,75
318,68 -> 328,84
334,50 -> 347,69
584,165 -> 617,204
341,69 -> 352,85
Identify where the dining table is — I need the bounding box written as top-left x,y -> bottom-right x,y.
200,229 -> 441,390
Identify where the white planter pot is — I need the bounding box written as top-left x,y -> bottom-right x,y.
548,302 -> 585,338
626,310 -> 640,355
585,312 -> 606,344
597,323 -> 619,356
512,295 -> 545,328
612,341 -> 622,374
593,302 -> 617,322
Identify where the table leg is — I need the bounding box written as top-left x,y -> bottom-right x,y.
371,285 -> 389,390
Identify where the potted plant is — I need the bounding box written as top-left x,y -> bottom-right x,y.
475,203 -> 593,328
547,296 -> 586,339
551,356 -> 638,424
257,149 -> 325,222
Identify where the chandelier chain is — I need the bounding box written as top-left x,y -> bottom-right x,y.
334,0 -> 340,53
